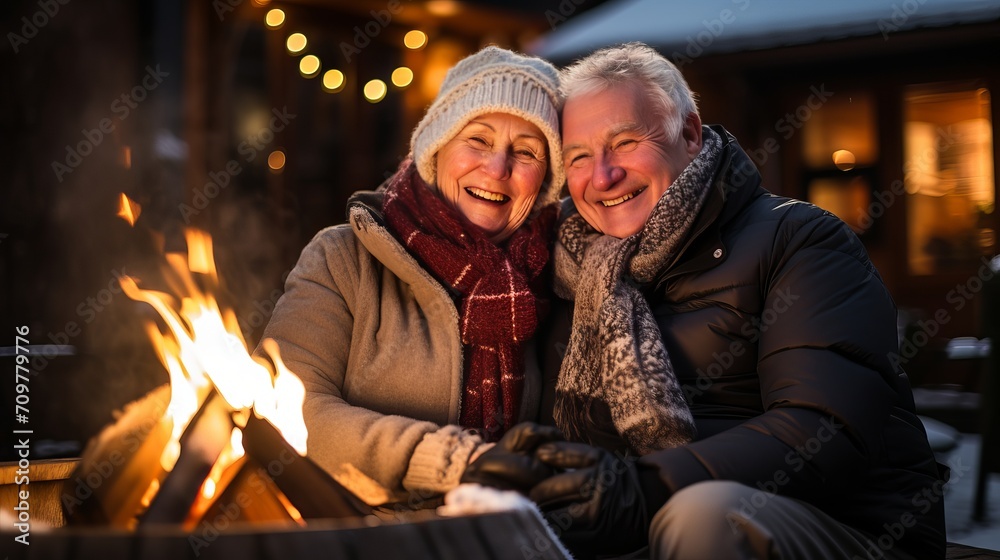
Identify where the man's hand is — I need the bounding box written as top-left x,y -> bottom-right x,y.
460,422 -> 564,493
529,441 -> 650,559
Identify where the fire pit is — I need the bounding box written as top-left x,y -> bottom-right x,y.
53,229 -> 372,532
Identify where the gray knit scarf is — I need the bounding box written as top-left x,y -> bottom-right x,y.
552,127 -> 723,456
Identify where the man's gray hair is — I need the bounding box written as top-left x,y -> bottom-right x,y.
560,42 -> 698,141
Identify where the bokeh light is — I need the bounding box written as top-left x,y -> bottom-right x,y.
268,150 -> 286,171
299,55 -> 321,78
265,9 -> 285,28
364,79 -> 387,103
286,33 -> 307,54
404,30 -> 427,50
323,69 -> 346,93
391,67 -> 414,88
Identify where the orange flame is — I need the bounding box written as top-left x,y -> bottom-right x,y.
117,193 -> 142,226
122,229 -> 309,474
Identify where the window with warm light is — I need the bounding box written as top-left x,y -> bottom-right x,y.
904,84 -> 994,275
802,91 -> 878,234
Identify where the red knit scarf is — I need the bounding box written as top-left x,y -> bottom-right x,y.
382,161 -> 556,442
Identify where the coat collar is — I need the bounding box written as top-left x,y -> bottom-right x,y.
650,125 -> 765,288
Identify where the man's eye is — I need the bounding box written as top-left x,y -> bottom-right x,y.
568,154 -> 590,167
615,139 -> 637,150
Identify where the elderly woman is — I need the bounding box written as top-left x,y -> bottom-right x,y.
258,46 -> 564,504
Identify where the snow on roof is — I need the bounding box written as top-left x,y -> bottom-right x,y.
529,0 -> 1000,62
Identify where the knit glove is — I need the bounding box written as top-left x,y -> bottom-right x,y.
529,441 -> 650,559
460,422 -> 564,493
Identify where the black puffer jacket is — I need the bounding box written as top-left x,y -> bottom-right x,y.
543,125 -> 946,558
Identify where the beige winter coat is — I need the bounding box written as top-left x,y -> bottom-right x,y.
259,191 -> 542,504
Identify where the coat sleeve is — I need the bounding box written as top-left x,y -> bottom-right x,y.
639,211 -> 900,502
257,226 -> 482,503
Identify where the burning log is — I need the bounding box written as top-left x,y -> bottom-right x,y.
241,414 -> 371,520
140,391 -> 232,526
61,384 -> 173,529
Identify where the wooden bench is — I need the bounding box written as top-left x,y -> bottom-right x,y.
948,542 -> 1000,558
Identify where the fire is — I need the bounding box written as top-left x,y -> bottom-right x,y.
117,192 -> 142,226
120,228 -> 308,478
201,428 -> 246,501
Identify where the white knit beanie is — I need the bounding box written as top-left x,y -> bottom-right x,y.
410,46 -> 564,205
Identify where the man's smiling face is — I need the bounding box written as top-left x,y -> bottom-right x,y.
562,82 -> 702,238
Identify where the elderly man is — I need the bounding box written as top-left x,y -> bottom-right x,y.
508,42 -> 945,560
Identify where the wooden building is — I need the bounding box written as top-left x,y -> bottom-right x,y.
533,0 -> 1000,388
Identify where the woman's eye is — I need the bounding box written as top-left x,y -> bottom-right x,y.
515,149 -> 539,160
615,139 -> 637,150
469,136 -> 489,146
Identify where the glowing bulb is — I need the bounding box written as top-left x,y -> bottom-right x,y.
833,149 -> 856,171
404,30 -> 427,50
265,9 -> 285,28
391,67 -> 414,88
323,69 -> 345,93
364,79 -> 387,103
299,55 -> 320,78
268,150 -> 286,171
426,1 -> 461,17
286,33 -> 307,54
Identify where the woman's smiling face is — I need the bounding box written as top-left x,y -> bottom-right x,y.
435,112 -> 549,242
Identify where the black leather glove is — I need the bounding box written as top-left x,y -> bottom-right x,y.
460,422 -> 564,493
529,441 -> 649,559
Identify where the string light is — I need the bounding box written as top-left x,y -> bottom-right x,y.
265,9 -> 285,28
299,55 -> 321,78
364,79 -> 387,103
323,70 -> 346,93
286,33 -> 307,54
268,150 -> 286,171
391,67 -> 414,88
403,30 -> 427,50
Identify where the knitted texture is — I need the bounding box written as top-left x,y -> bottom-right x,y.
552,127 -> 725,456
410,46 -> 564,205
383,161 -> 557,441
402,425 -> 483,494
